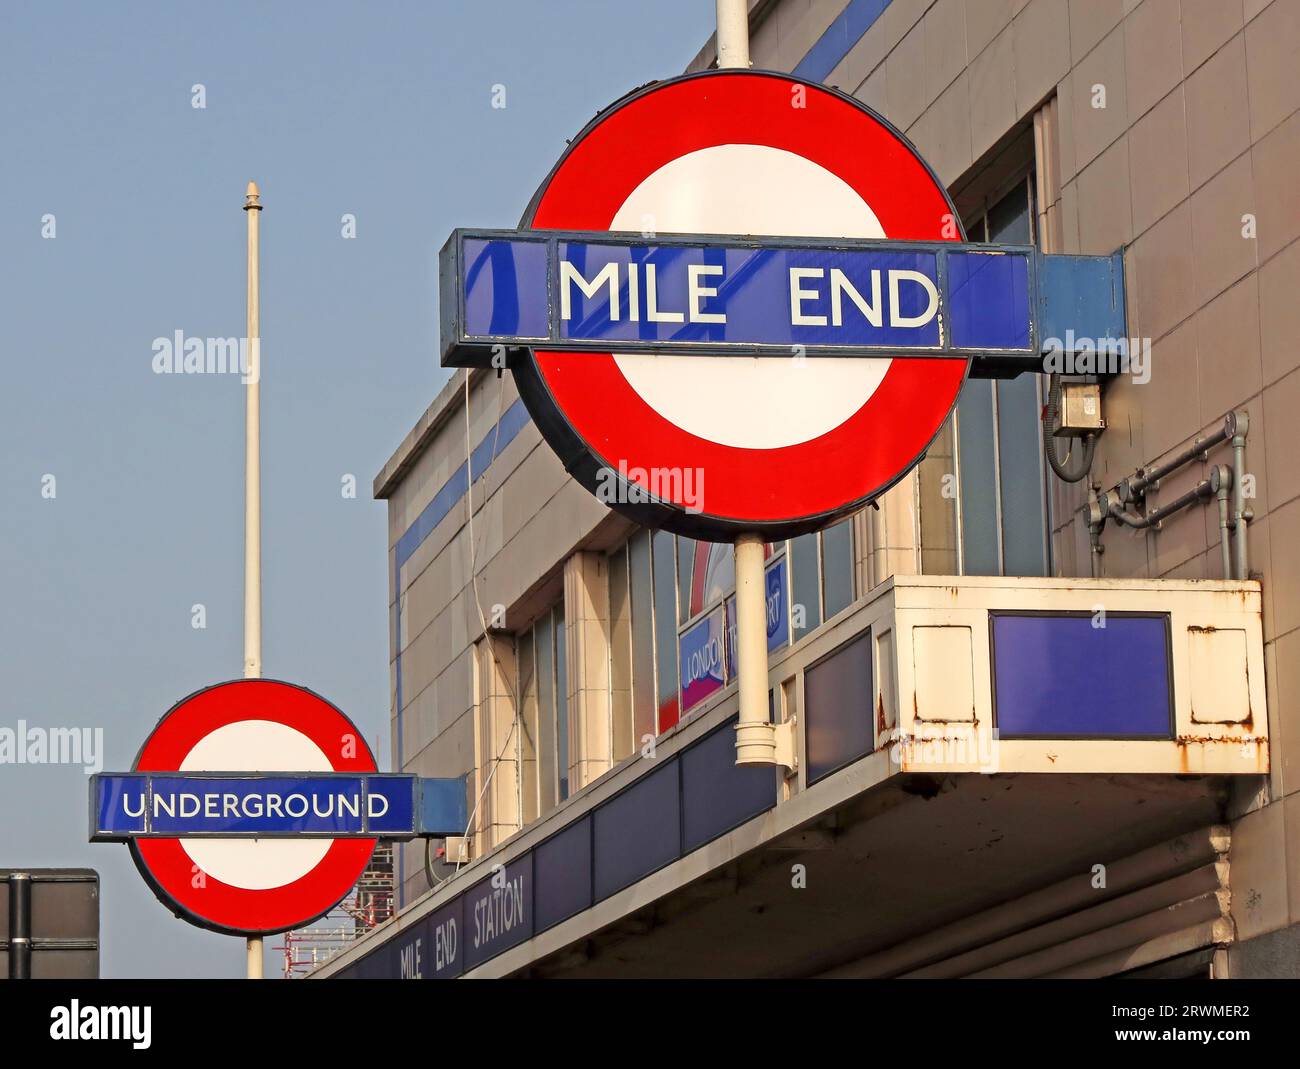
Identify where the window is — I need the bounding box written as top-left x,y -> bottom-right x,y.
791,521 -> 855,639
790,533 -> 821,641
821,520 -> 855,619
610,526 -> 855,732
517,625 -> 539,825
652,530 -> 679,732
953,177 -> 1051,577
519,604 -> 568,818
608,543 -> 634,762
628,531 -> 655,743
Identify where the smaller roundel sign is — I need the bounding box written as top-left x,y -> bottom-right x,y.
511,70 -> 970,541
129,679 -> 379,936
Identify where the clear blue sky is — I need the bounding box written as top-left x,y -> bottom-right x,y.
0,0 -> 714,978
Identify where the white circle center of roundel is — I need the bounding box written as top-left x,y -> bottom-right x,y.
609,144 -> 892,450
178,720 -> 333,891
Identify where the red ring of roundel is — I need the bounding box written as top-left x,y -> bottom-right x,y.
133,679 -> 378,936
526,71 -> 968,527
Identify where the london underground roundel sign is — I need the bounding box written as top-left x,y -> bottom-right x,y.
511,70 -> 969,540
127,679 -> 379,935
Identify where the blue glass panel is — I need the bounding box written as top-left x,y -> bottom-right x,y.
948,251 -> 1030,350
680,719 -> 777,854
991,614 -> 1172,738
462,238 -> 549,338
593,760 -> 681,901
534,817 -> 592,934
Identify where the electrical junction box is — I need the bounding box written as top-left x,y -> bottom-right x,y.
443,837 -> 471,865
1056,382 -> 1105,437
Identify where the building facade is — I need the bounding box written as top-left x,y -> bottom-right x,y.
317,0 -> 1299,978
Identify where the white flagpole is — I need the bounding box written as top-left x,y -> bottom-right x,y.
242,180 -> 264,978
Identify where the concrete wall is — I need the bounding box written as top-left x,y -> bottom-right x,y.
379,368 -> 619,904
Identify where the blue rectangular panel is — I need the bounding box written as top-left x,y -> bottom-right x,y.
95,775 -> 146,836
392,917 -> 430,979
766,556 -> 790,648
338,896 -> 464,978
461,237 -> 550,339
593,760 -> 681,901
804,631 -> 874,784
1037,252 -> 1126,354
557,242 -> 943,350
93,774 -> 418,837
441,229 -> 1124,369
424,897 -> 464,979
680,718 -> 777,854
991,613 -> 1172,738
533,817 -> 592,934
947,251 -> 1030,349
724,556 -> 789,680
416,776 -> 468,837
340,941 -> 394,979
366,777 -> 415,835
680,605 -> 727,713
463,853 -> 533,969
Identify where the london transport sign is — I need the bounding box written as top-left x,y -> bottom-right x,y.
438,70 -> 1125,541
90,679 -> 466,936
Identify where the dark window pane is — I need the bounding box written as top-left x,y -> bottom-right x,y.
997,374 -> 1048,576
957,378 -> 999,575
652,530 -> 680,732
592,761 -> 680,900
821,520 -> 854,619
555,607 -> 568,802
790,533 -> 821,640
987,181 -> 1031,244
677,536 -> 695,624
608,547 -> 633,762
517,629 -> 538,824
534,611 -> 557,814
628,531 -> 656,743
804,631 -> 874,783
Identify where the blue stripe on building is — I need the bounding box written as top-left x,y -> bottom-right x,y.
792,0 -> 892,84
393,396 -> 532,781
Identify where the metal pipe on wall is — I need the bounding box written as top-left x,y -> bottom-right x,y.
1088,412 -> 1249,580
1216,465 -> 1233,580
1232,411 -> 1250,580
1128,417 -> 1230,498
